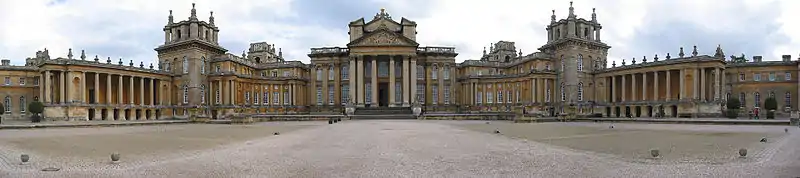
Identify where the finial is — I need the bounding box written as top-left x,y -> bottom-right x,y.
189,3 -> 197,20
666,53 -> 671,59
692,45 -> 698,57
678,47 -> 685,58
592,8 -> 597,22
519,49 -> 523,56
140,61 -> 144,68
168,10 -> 174,24
632,57 -> 636,64
118,58 -> 123,65
714,44 -> 724,58
107,57 -> 111,64
242,50 -> 246,58
67,48 -> 73,59
80,50 -> 86,60
612,60 -> 616,67
483,47 -> 486,55
568,1 -> 576,18
551,10 -> 556,22
149,63 -> 154,69
129,60 -> 134,67
94,55 -> 98,62
642,56 -> 647,63
654,54 -> 659,61
209,11 -> 215,25
279,48 -> 283,57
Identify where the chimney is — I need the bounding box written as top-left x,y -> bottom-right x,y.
782,55 -> 791,62
753,56 -> 762,62
1,59 -> 9,66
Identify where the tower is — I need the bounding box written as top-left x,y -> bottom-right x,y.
154,3 -> 227,107
247,42 -> 284,63
481,41 -> 518,62
538,2 -> 611,110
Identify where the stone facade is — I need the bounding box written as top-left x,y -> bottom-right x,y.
0,3 -> 798,121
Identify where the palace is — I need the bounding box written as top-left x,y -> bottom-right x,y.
0,3 -> 797,121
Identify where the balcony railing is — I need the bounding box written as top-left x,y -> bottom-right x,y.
310,47 -> 349,54
417,47 -> 456,54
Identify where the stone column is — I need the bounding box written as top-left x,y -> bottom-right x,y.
642,72 -> 647,101
349,58 -> 356,105
411,59 -> 417,104
389,58 -> 396,106
129,76 -> 134,104
221,80 -> 227,104
666,70 -> 672,100
44,71 -> 50,103
150,78 -> 155,105
653,71 -> 659,101
631,73 -> 637,101
371,58 -> 378,107
118,75 -> 123,104
611,76 -> 616,102
139,77 -> 145,106
532,79 -> 537,103
680,69 -> 686,100
60,71 -> 66,103
698,68 -> 704,100
231,80 -> 236,105
621,74 -> 626,101
291,84 -> 295,105
106,74 -> 111,104
356,57 -> 365,106
402,57 -> 410,106
92,73 -> 99,104
81,72 -> 86,103
322,66 -> 329,105
715,68 -> 721,100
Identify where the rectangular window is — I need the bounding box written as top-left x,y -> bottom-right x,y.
769,72 -> 776,81
284,91 -> 290,105
274,92 -> 280,105
786,72 -> 792,81
432,85 -> 438,104
341,66 -> 348,79
416,85 -> 424,104
263,91 -> 269,105
417,66 -> 424,79
366,84 -> 372,104
786,92 -> 792,108
284,71 -> 291,77
19,77 -> 25,85
739,93 -> 746,108
444,85 -> 450,104
33,78 -> 39,86
378,61 -> 388,77
754,73 -> 761,81
216,89 -> 221,104
506,90 -> 511,103
431,67 -> 438,80
443,67 -> 450,80
342,85 -> 349,105
4,77 -> 9,85
328,67 -> 335,81
477,92 -> 483,104
253,91 -> 259,105
739,73 -> 745,81
245,92 -> 251,104
395,83 -> 402,104
497,90 -> 503,103
316,69 -> 323,81
487,91 -> 493,104
328,85 -> 335,105
215,65 -> 220,72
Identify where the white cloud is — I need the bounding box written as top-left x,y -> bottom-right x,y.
0,0 -> 797,66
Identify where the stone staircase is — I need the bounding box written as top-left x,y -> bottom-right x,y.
352,107 -> 416,120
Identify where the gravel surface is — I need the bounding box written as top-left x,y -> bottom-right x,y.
0,120 -> 797,178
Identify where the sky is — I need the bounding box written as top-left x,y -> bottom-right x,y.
0,0 -> 797,66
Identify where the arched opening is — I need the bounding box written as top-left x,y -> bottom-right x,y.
671,105 -> 678,117
606,107 -> 611,117
504,55 -> 510,62
88,109 -> 95,120
113,109 -> 119,120
635,106 -> 641,117
647,106 -> 653,117
625,106 -> 631,117
101,109 -> 108,120
615,106 -> 621,117
145,110 -> 151,120
255,57 -> 261,63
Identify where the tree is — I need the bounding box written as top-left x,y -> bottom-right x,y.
764,97 -> 777,119
28,101 -> 44,123
726,98 -> 741,119
0,103 -> 4,124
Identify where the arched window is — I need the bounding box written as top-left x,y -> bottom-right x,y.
754,92 -> 761,107
167,59 -> 174,72
182,56 -> 189,74
200,85 -> 206,104
504,55 -> 510,62
577,54 -> 583,72
200,57 -> 206,74
328,65 -> 335,80
578,82 -> 583,101
432,65 -> 438,79
786,92 -> 792,108
560,82 -> 566,101
443,66 -> 450,80
545,63 -> 551,70
19,96 -> 25,113
183,85 -> 189,104
739,92 -> 746,108
341,65 -> 349,79
416,65 -> 424,79
316,67 -> 322,80
560,55 -> 565,71
3,96 -> 10,113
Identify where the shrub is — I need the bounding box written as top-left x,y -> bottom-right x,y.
726,98 -> 740,110
726,109 -> 739,119
28,101 -> 44,123
764,97 -> 778,111
767,111 -> 775,119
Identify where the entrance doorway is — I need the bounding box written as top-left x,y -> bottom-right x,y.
378,83 -> 388,107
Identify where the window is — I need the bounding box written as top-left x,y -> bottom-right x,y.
3,96 -> 10,113
545,63 -> 551,70
416,85 -> 424,104
263,91 -> 269,105
432,66 -> 438,79
739,73 -> 745,81
432,85 -> 438,104
19,77 -> 25,85
260,72 -> 266,77
33,78 -> 39,86
19,96 -> 25,113
417,65 -> 424,79
215,65 -> 220,73
272,71 -> 278,77
342,85 -> 350,105
786,92 -> 792,108
560,55 -> 565,71
284,71 -> 292,77
4,77 -> 9,85
487,85 -> 493,104
182,56 -> 188,74
786,72 -> 792,81
316,68 -> 323,80
244,91 -> 250,104
182,85 -> 189,104
342,65 -> 349,79
477,91 -> 483,104
395,62 -> 402,76
506,90 -> 511,103
201,57 -> 206,74
166,61 -> 172,72
215,88 -> 221,104
366,84 -> 372,104
769,72 -> 776,81
497,86 -> 503,103
284,86 -> 290,105
545,83 -> 551,102
200,85 -> 206,104
328,85 -> 335,105
365,61 -> 372,76
754,73 -> 761,81
577,54 -> 583,71
561,82 -> 566,101
378,61 -> 388,77
443,67 -> 450,80
444,85 -> 450,104
395,83 -> 402,104
754,92 -> 760,107
273,92 -> 280,104
578,82 -> 583,101
328,65 -> 335,80
739,92 -> 746,108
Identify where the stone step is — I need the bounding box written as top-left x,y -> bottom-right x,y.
351,114 -> 416,120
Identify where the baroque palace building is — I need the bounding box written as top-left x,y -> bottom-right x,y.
0,3 -> 797,121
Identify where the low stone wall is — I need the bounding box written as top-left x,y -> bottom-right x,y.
252,115 -> 348,121
421,113 -> 515,120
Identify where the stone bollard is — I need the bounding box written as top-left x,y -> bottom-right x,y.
20,154 -> 29,165
650,149 -> 660,158
110,153 -> 121,163
738,148 -> 748,158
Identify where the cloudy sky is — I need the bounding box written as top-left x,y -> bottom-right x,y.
0,0 -> 797,66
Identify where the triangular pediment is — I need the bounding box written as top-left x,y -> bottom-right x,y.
347,29 -> 419,47
364,18 -> 401,32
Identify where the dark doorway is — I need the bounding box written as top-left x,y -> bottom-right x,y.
606,107 -> 611,117
635,106 -> 641,117
89,89 -> 96,103
647,106 -> 653,117
615,107 -> 620,117
88,109 -> 95,120
378,83 -> 389,107
671,105 -> 678,117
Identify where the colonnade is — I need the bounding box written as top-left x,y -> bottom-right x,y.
462,78 -> 555,106
211,79 -> 302,106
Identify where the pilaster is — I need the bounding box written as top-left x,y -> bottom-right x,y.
410,59 -> 417,104
389,58 -> 396,107
371,58 -> 378,107
356,57 -> 365,107
402,57 -> 410,107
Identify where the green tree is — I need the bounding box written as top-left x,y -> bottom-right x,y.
764,97 -> 777,119
28,101 -> 44,123
726,98 -> 740,119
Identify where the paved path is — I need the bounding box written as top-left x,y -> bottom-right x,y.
1,120 -> 798,178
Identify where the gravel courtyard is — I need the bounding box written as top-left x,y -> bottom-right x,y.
0,120 -> 798,178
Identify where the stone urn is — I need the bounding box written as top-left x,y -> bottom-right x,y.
111,153 -> 121,163
345,105 -> 355,116
739,148 -> 747,157
412,106 -> 422,117
20,154 -> 29,164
